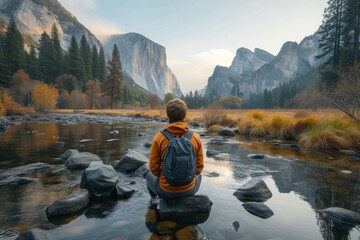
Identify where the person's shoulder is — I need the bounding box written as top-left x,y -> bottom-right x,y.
189,130 -> 202,142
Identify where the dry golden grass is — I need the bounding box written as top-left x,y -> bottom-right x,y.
207,124 -> 224,133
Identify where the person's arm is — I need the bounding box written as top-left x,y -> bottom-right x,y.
149,133 -> 162,177
193,134 -> 204,175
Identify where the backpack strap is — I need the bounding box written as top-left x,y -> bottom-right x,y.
185,130 -> 193,140
161,129 -> 173,140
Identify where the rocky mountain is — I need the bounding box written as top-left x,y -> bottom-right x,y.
0,0 -> 101,50
205,33 -> 326,100
103,33 -> 182,99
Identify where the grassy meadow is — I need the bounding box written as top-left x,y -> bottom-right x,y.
52,108 -> 360,153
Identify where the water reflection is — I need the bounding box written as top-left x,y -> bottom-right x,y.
1,121 -> 360,239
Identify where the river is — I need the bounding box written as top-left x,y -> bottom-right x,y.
0,114 -> 359,240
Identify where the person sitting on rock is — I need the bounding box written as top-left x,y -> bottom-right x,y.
146,98 -> 204,199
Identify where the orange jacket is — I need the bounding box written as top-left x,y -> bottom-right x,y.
149,121 -> 204,193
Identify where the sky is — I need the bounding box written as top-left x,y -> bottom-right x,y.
58,0 -> 328,93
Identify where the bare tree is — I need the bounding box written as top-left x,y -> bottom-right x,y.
324,63 -> 360,121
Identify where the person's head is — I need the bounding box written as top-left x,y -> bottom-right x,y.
166,98 -> 188,123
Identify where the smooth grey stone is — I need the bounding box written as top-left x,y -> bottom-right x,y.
113,150 -> 148,173
247,154 -> 265,159
59,149 -> 80,162
318,207 -> 360,226
15,228 -> 49,240
46,189 -> 89,217
243,202 -> 274,219
206,149 -> 219,157
218,128 -> 236,136
65,152 -> 102,170
233,178 -> 272,202
115,183 -> 135,199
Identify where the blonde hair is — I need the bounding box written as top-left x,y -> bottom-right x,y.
166,98 -> 188,123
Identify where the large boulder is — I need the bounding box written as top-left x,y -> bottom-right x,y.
15,228 -> 49,240
59,149 -> 79,162
318,207 -> 360,227
243,202 -> 274,219
113,150 -> 148,173
65,152 -> 102,170
233,178 -> 272,202
158,195 -> 212,224
80,162 -> 118,198
46,189 -> 89,218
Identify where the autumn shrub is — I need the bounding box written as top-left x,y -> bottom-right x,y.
280,124 -> 296,140
0,101 -> 4,116
293,116 -> 320,135
249,123 -> 268,137
247,111 -> 266,121
220,114 -> 238,128
238,120 -> 255,135
0,89 -> 27,115
299,126 -> 352,151
203,105 -> 226,128
32,83 -> 59,113
294,110 -> 311,118
267,115 -> 292,138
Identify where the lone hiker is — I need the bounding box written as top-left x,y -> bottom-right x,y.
146,98 -> 204,199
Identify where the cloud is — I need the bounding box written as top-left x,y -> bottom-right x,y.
168,49 -> 235,94
58,0 -> 123,41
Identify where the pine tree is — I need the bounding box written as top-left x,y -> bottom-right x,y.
342,0 -> 360,64
0,45 -> 6,87
80,35 -> 93,80
91,45 -> 99,80
51,24 -> 64,76
26,46 -> 39,80
38,32 -> 57,84
98,46 -> 107,83
67,35 -> 85,90
3,17 -> 25,86
104,44 -> 123,109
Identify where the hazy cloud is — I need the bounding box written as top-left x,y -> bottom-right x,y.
168,49 -> 235,94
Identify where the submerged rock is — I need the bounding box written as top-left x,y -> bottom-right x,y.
65,152 -> 102,170
318,207 -> 360,227
233,178 -> 272,202
113,150 -> 148,173
133,164 -> 150,178
114,183 -> 136,199
243,202 -> 274,219
15,228 -> 49,240
158,195 -> 212,224
80,162 -> 118,198
247,154 -> 265,159
46,189 -> 89,218
206,149 -> 219,157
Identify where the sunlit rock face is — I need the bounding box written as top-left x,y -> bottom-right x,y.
0,0 -> 101,50
204,33 -> 326,101
103,33 -> 182,99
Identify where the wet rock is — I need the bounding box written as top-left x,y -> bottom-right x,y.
247,154 -> 265,159
243,202 -> 274,219
138,132 -> 146,136
210,138 -> 226,145
144,141 -> 152,148
233,178 -> 272,202
0,118 -> 10,134
113,150 -> 148,173
206,172 -> 220,177
218,128 -> 236,136
50,142 -> 65,149
65,152 -> 102,170
80,162 -> 118,198
133,164 -> 150,178
60,149 -> 79,162
10,177 -> 39,186
206,149 -> 219,157
15,228 -> 49,240
46,189 -> 89,218
156,221 -> 178,235
158,195 -> 212,224
114,183 -> 135,199
175,226 -> 207,240
232,221 -> 240,232
109,130 -> 119,134
318,207 -> 360,226
282,144 -> 300,149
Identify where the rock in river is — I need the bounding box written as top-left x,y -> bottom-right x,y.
233,178 -> 272,202
59,149 -> 79,162
158,195 -> 213,224
113,150 -> 148,173
80,162 -> 118,198
218,128 -> 236,136
243,202 -> 274,219
46,189 -> 89,218
65,152 -> 102,170
318,207 -> 360,227
15,228 -> 49,240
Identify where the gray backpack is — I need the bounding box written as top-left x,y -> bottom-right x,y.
161,129 -> 196,186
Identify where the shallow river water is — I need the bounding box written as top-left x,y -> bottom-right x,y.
0,115 -> 360,240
